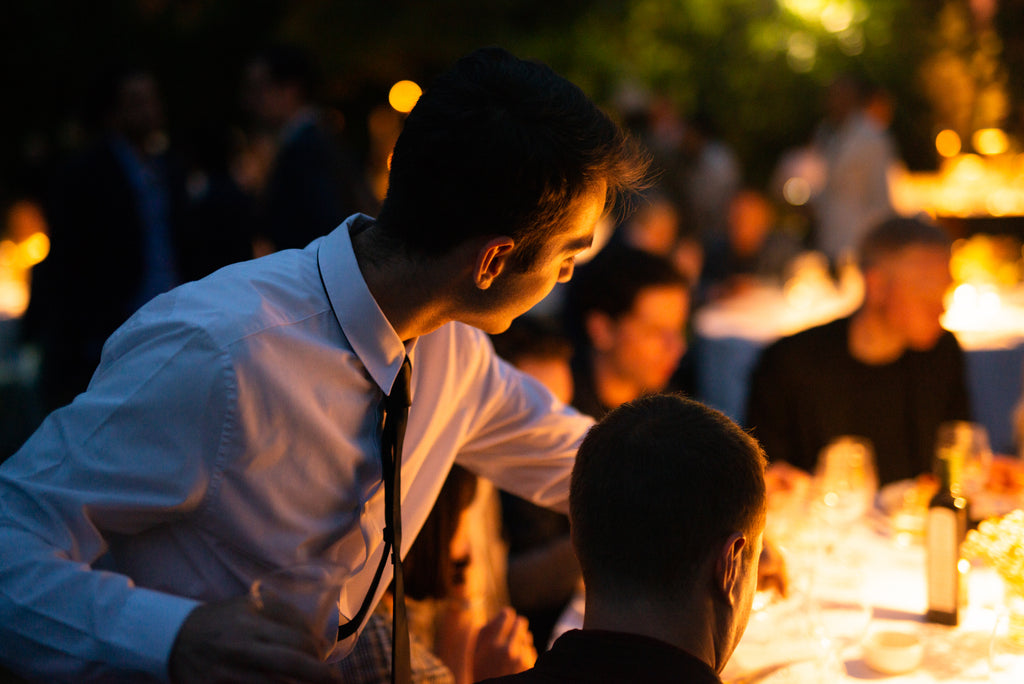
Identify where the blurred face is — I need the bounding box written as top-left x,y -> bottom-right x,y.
114,73 -> 164,145
876,246 -> 952,351
470,182 -> 607,334
599,285 -> 689,393
623,202 -> 679,256
728,192 -> 773,257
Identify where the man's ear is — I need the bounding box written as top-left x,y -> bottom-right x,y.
714,532 -> 747,606
585,311 -> 616,352
474,237 -> 516,290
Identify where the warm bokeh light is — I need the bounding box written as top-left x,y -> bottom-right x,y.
935,129 -> 962,158
972,128 -> 1009,156
16,233 -> 50,268
388,80 -> 422,114
782,177 -> 812,206
786,32 -> 817,72
821,3 -> 854,33
0,200 -> 50,319
782,0 -> 828,20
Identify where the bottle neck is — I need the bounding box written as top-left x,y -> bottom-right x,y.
934,448 -> 963,498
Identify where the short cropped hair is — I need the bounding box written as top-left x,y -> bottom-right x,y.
858,216 -> 952,272
563,244 -> 688,344
570,394 -> 766,600
376,47 -> 650,264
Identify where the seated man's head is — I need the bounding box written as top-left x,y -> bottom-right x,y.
565,245 -> 690,404
858,216 -> 952,352
570,394 -> 767,671
375,47 -> 649,333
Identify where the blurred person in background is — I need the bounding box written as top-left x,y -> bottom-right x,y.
811,74 -> 897,265
28,65 -> 188,412
677,112 -> 741,260
616,189 -> 704,290
564,244 -> 690,419
479,394 -> 767,684
746,216 -> 970,487
340,465 -> 536,684
701,188 -> 804,301
178,123 -> 259,282
244,44 -> 376,252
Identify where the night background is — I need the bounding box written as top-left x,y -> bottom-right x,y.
4,0 -> 1024,212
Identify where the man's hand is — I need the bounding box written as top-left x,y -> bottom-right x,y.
472,607 -> 537,682
168,595 -> 342,684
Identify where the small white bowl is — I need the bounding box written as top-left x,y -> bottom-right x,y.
863,629 -> 924,675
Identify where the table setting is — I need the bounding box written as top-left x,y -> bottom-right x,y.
727,426 -> 1024,683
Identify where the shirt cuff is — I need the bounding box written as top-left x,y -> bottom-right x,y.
116,587 -> 201,683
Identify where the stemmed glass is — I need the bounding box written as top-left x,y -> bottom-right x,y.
812,436 -> 878,533
936,420 -> 993,499
989,608 -> 1024,683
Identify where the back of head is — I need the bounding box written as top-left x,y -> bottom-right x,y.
376,47 -> 649,263
570,394 -> 766,601
858,215 -> 951,272
563,243 -> 688,345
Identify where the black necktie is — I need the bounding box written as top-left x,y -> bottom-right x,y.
382,357 -> 412,684
336,357 -> 412,684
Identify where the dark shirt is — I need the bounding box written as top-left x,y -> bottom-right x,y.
478,629 -> 722,684
262,115 -> 375,251
745,316 -> 971,485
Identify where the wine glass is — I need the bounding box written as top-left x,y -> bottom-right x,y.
936,421 -> 993,500
250,559 -> 353,660
989,608 -> 1024,683
812,436 -> 878,532
809,555 -> 872,671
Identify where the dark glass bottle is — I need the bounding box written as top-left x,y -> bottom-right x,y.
925,450 -> 968,625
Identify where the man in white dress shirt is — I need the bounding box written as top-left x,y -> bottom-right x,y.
0,47 -> 648,682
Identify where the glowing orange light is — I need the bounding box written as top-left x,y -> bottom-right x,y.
935,130 -> 961,158
388,80 -> 422,114
973,128 -> 1009,156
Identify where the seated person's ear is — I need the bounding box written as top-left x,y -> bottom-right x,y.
715,532 -> 747,606
474,237 -> 516,289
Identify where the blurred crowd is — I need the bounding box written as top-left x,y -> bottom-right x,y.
3,42 -> 998,681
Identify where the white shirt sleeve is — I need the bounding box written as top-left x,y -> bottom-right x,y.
0,314 -> 228,682
449,328 -> 593,513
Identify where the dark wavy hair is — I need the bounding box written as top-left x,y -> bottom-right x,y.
376,47 -> 650,266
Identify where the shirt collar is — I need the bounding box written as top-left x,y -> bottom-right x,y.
318,215 -> 415,397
